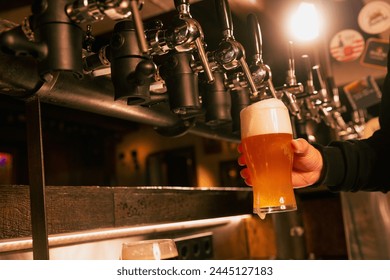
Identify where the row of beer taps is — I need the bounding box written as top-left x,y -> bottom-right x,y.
0,0 -> 363,140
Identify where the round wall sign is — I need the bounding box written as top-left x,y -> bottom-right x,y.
329,29 -> 365,62
358,1 -> 390,34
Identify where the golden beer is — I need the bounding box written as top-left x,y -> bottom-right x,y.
240,98 -> 297,216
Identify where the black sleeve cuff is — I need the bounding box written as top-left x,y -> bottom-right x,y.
307,144 -> 346,191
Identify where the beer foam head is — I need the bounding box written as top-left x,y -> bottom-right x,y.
240,98 -> 292,138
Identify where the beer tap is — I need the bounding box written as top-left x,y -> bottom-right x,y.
212,0 -> 259,97
67,0 -> 147,58
94,1 -> 158,106
311,64 -> 338,128
110,18 -> 156,105
281,90 -> 302,121
0,0 -> 85,79
246,13 -> 276,100
199,42 -> 232,127
299,55 -> 349,140
301,55 -> 315,96
65,0 -> 146,23
333,111 -> 359,140
312,65 -> 331,105
201,69 -> 232,127
67,0 -> 155,105
157,0 -> 215,117
173,0 -> 214,83
67,1 -> 148,57
286,41 -> 297,87
147,0 -> 214,81
300,54 -> 320,123
229,12 -> 278,134
277,41 -> 303,120
205,0 -> 257,133
275,41 -> 304,96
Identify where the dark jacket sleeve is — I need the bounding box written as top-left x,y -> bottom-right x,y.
315,49 -> 390,193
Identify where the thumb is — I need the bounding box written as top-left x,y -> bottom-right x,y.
291,138 -> 310,155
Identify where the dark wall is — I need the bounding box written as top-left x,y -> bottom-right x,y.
0,94 -> 137,186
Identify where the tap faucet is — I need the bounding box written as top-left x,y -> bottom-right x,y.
247,13 -> 276,99
212,0 -> 259,97
147,0 -> 214,83
173,0 -> 214,83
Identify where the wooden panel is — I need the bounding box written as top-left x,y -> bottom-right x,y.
45,186 -> 115,235
0,185 -> 31,238
113,187 -> 252,226
0,185 -> 253,239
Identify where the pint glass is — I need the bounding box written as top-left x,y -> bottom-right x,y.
121,239 -> 178,260
240,98 -> 297,216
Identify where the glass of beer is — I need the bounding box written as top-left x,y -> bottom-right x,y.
121,239 -> 178,260
240,98 -> 297,217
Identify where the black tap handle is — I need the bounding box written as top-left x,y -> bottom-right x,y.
215,0 -> 233,38
247,14 -> 262,61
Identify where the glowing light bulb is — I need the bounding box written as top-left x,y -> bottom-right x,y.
289,2 -> 321,41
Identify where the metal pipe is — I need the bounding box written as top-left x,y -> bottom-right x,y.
34,72 -> 182,128
0,49 -> 180,128
0,49 -> 239,142
0,214 -> 249,253
0,47 -> 42,97
190,123 -> 240,143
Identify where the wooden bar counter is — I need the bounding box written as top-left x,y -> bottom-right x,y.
0,185 -> 253,239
